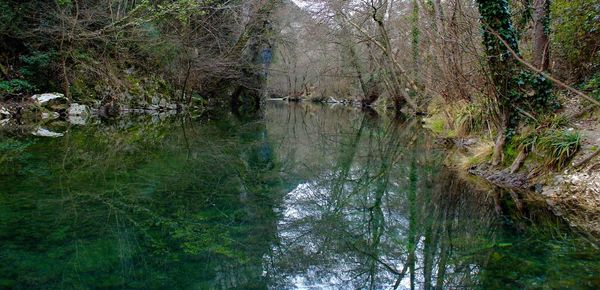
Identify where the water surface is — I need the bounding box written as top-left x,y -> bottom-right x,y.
1,102 -> 599,289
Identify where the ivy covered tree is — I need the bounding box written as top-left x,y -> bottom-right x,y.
476,0 -> 555,165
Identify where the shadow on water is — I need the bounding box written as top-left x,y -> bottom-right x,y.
0,102 -> 599,289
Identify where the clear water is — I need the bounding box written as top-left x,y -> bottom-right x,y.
0,102 -> 599,289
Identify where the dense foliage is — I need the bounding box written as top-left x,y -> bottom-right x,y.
551,0 -> 600,80
0,0 -> 278,110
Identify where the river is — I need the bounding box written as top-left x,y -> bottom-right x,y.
0,101 -> 599,289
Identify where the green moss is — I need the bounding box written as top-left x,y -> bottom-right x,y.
504,142 -> 518,165
423,116 -> 456,137
69,76 -> 98,103
126,74 -> 144,97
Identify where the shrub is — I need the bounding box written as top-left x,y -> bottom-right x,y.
552,0 -> 600,79
0,79 -> 35,98
537,114 -> 570,130
538,129 -> 581,169
582,72 -> 600,101
454,99 -> 497,136
455,103 -> 485,136
19,51 -> 55,90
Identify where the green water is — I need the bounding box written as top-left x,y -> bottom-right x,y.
0,102 -> 599,289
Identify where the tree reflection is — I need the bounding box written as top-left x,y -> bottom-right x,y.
266,102 -> 600,289
0,103 -> 599,289
0,113 -> 284,289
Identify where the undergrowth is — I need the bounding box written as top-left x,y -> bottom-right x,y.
538,129 -> 580,169
511,127 -> 580,170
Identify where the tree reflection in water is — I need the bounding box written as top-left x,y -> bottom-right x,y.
265,102 -> 600,289
0,102 -> 599,289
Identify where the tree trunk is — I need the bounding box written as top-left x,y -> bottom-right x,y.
510,147 -> 528,173
492,130 -> 506,166
411,0 -> 420,74
477,0 -> 522,162
533,0 -> 550,71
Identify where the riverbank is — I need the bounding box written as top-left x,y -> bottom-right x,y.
423,96 -> 600,240
0,92 -> 188,137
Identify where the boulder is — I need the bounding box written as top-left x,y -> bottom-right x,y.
32,93 -> 69,111
68,103 -> 89,116
151,96 -> 160,105
32,93 -> 66,104
68,115 -> 87,125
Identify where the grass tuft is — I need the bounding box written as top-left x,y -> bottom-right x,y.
538,129 -> 581,169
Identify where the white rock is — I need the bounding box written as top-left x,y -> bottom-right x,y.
68,115 -> 87,125
0,106 -> 10,117
68,103 -> 89,116
32,127 -> 64,138
326,97 -> 340,103
31,93 -> 66,104
0,119 -> 9,126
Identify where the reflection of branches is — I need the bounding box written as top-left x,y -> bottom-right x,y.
348,241 -> 407,277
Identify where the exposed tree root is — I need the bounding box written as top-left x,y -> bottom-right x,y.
510,148 -> 528,173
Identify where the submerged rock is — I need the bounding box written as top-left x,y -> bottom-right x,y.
32,127 -> 64,138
